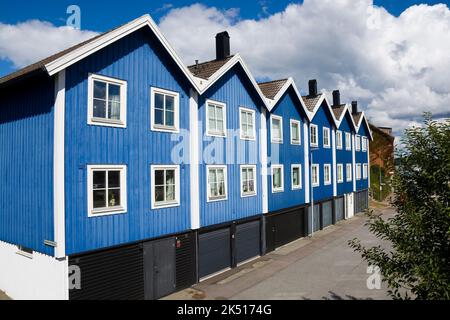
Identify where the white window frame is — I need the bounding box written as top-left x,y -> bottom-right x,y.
239,107 -> 256,141
310,124 -> 318,147
206,99 -> 227,137
346,163 -> 352,182
311,164 -> 320,187
87,165 -> 127,217
271,164 -> 284,193
240,165 -> 257,197
337,164 -> 344,183
323,127 -> 331,148
290,119 -> 301,145
362,137 -> 367,152
324,164 -> 332,185
336,130 -> 343,150
345,132 -> 351,151
150,87 -> 180,133
291,164 -> 302,190
356,163 -> 362,180
88,74 -> 127,128
356,135 -> 361,151
150,165 -> 180,209
206,165 -> 228,202
270,115 -> 283,144
363,163 -> 368,179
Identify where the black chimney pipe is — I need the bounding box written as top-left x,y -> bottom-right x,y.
332,90 -> 341,106
308,79 -> 317,96
216,31 -> 230,60
352,101 -> 358,114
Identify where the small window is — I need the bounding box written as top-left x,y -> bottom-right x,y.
337,164 -> 344,183
363,164 -> 368,179
345,132 -> 351,151
151,165 -> 180,209
16,246 -> 33,259
291,164 -> 302,190
151,87 -> 179,132
362,137 -> 367,152
206,100 -> 226,137
271,115 -> 283,143
207,165 -> 227,201
271,165 -> 284,192
346,163 -> 352,182
336,131 -> 343,149
323,127 -> 331,148
311,164 -> 320,187
310,124 -> 318,147
356,135 -> 361,151
290,120 -> 301,145
241,165 -> 257,197
88,74 -> 127,128
356,163 -> 362,180
239,108 -> 256,140
324,164 -> 331,185
88,165 -> 127,217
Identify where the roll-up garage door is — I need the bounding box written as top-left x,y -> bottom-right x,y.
322,201 -> 333,228
334,197 -> 344,222
266,207 -> 306,251
235,220 -> 261,264
198,228 -> 231,279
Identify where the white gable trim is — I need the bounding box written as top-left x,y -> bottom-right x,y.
307,93 -> 339,126
266,78 -> 310,119
354,112 -> 373,140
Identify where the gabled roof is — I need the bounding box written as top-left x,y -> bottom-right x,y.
332,104 -> 357,132
331,104 -> 346,119
301,93 -> 340,126
302,94 -> 323,113
352,112 -> 373,140
188,56 -> 235,80
258,79 -> 288,100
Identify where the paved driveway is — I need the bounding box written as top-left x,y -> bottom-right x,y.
165,207 -> 393,300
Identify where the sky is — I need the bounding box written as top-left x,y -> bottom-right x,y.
1,0 -> 450,137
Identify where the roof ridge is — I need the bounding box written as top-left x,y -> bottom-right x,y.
187,55 -> 235,68
258,78 -> 289,85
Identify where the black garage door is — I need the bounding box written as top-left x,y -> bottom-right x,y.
322,200 -> 333,228
334,197 -> 344,222
198,228 -> 231,279
266,207 -> 306,252
235,220 -> 261,264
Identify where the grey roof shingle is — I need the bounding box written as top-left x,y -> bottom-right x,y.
332,105 -> 346,119
301,94 -> 322,112
352,112 -> 363,125
187,55 -> 234,80
257,79 -> 288,100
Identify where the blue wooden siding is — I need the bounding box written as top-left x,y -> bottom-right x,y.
0,77 -> 55,255
267,88 -> 307,212
356,119 -> 370,190
310,102 -> 334,202
198,65 -> 264,227
64,29 -> 193,255
336,112 -> 354,195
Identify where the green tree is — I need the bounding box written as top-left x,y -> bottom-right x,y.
349,114 -> 450,299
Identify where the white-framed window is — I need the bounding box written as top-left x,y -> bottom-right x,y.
356,163 -> 362,180
239,107 -> 256,140
290,119 -> 301,145
363,164 -> 368,179
270,115 -> 283,143
87,165 -> 127,217
356,135 -> 361,151
346,163 -> 352,182
271,164 -> 284,193
323,127 -> 331,148
311,164 -> 319,187
336,131 -> 343,149
337,164 -> 344,183
362,137 -> 367,152
291,164 -> 302,190
240,165 -> 257,197
310,124 -> 318,147
88,74 -> 127,128
345,132 -> 351,151
324,164 -> 331,185
150,87 -> 179,132
151,165 -> 180,209
16,245 -> 33,259
206,100 -> 227,137
207,165 -> 227,202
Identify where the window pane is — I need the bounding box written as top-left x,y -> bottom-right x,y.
273,169 -> 281,188
93,81 -> 106,100
293,168 -> 299,185
166,184 -> 175,201
155,93 -> 164,110
154,109 -> 164,126
216,107 -> 223,120
209,170 -> 217,185
165,110 -> 174,127
108,84 -> 120,103
218,181 -> 225,196
166,170 -> 175,184
217,119 -> 224,133
208,105 -> 216,121
155,170 -> 164,186
108,101 -> 121,120
93,99 -> 106,118
108,171 -> 120,188
93,190 -> 106,209
166,95 -> 175,111
242,180 -> 248,193
248,179 -> 254,192
217,169 -> 224,183
93,171 -> 106,189
155,186 -> 165,202
242,169 -> 248,183
108,189 -> 121,207
210,183 -> 218,197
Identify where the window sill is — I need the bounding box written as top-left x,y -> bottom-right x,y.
240,136 -> 256,141
89,117 -> 126,128
290,141 -> 301,145
324,182 -> 332,186
241,192 -> 257,198
151,125 -> 180,133
89,207 -> 127,217
292,186 -> 302,190
271,189 -> 284,193
207,196 -> 228,203
323,145 -> 331,149
206,132 -> 227,138
152,202 -> 180,209
312,184 -> 320,188
310,143 -> 319,148
271,140 -> 283,144
16,250 -> 33,259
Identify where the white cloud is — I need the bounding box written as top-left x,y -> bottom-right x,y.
0,20 -> 98,68
159,0 -> 450,136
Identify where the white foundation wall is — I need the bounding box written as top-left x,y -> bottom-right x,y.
0,240 -> 68,300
